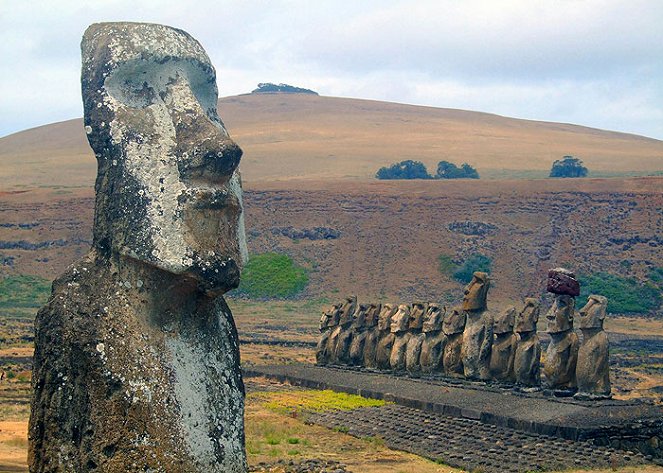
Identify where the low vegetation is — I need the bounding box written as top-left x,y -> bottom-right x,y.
438,253 -> 492,284
0,274 -> 51,319
251,83 -> 318,95
250,389 -> 387,417
435,160 -> 479,179
376,160 -> 479,180
549,155 -> 588,178
236,252 -> 309,299
579,272 -> 661,315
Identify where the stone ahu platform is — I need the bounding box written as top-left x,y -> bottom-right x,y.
245,364 -> 663,461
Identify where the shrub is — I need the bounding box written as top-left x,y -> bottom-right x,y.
0,274 -> 51,309
437,254 -> 456,277
236,253 -> 308,299
549,155 -> 588,178
375,160 -> 433,179
579,272 -> 661,314
436,161 -> 479,179
452,254 -> 492,284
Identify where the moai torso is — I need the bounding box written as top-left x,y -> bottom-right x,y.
349,304 -> 370,366
543,294 -> 579,390
513,298 -> 542,387
490,306 -> 517,382
390,305 -> 411,371
362,303 -> 382,368
461,272 -> 493,380
406,303 -> 427,373
375,304 -> 397,370
316,304 -> 341,365
331,296 -> 357,365
419,304 -> 446,374
30,23 -> 248,473
443,307 -> 465,377
576,295 -> 611,398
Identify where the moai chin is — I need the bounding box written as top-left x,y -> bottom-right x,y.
514,298 -> 542,387
331,295 -> 357,365
461,272 -> 493,380
406,302 -> 428,373
442,306 -> 465,377
374,304 -> 397,370
489,306 -> 518,382
362,303 -> 382,369
389,304 -> 412,371
30,22 -> 247,473
419,303 -> 446,374
316,303 -> 341,365
575,295 -> 611,399
543,268 -> 580,392
349,303 -> 370,366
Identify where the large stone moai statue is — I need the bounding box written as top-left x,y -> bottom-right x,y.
575,295 -> 611,399
389,304 -> 412,371
374,304 -> 397,370
461,272 -> 493,380
331,296 -> 357,365
489,306 -> 518,382
348,304 -> 370,366
419,303 -> 446,374
316,303 -> 341,365
543,268 -> 580,392
406,302 -> 427,374
442,307 -> 465,377
362,303 -> 382,368
513,298 -> 542,387
30,22 -> 248,473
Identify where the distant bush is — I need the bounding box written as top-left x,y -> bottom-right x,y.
549,155 -> 588,178
452,254 -> 492,284
0,274 -> 51,309
237,253 -> 309,299
436,161 -> 480,179
437,254 -> 456,277
376,160 -> 433,180
252,83 -> 318,95
579,272 -> 661,314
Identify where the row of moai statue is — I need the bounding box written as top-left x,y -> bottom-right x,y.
316,269 -> 611,398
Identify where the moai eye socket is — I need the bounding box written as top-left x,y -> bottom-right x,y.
105,63 -> 158,109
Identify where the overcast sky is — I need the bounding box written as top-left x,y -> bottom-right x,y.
2,0 -> 662,139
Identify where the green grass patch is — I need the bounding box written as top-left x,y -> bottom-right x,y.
579,272 -> 661,315
452,254 -> 492,284
437,254 -> 456,277
236,252 -> 309,299
249,389 -> 388,417
0,274 -> 51,310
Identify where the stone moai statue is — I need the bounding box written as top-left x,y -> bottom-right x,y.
316,303 -> 341,365
543,268 -> 580,392
362,303 -> 382,368
419,303 -> 446,374
461,272 -> 493,380
513,298 -> 542,387
30,22 -> 248,473
374,304 -> 398,370
349,303 -> 370,366
489,306 -> 518,382
389,304 -> 412,371
575,295 -> 611,399
330,295 -> 357,365
406,302 -> 428,374
443,306 -> 466,377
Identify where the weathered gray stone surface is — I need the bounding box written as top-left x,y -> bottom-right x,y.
374,304 -> 397,370
544,294 -> 580,390
442,307 -> 465,377
315,303 -> 340,365
489,306 -> 517,382
348,304 -> 369,366
461,272 -> 493,380
331,296 -> 357,365
389,304 -> 411,371
361,303 -> 381,368
514,298 -> 541,387
30,22 -> 247,473
576,295 -> 611,398
405,303 -> 427,373
419,304 -> 445,374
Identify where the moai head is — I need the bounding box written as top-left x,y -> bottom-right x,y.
320,303 -> 341,330
365,303 -> 382,328
545,294 -> 575,333
578,295 -> 607,330
81,22 -> 246,296
378,304 -> 397,331
443,306 -> 466,335
462,272 -> 490,312
338,296 -> 357,327
422,303 -> 444,333
390,304 -> 411,334
547,268 -> 580,297
494,306 -> 516,335
516,298 -> 540,333
352,304 -> 370,330
409,302 -> 428,331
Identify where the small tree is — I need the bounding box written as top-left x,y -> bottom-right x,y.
376,160 -> 432,179
436,161 -> 479,179
549,155 -> 588,178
